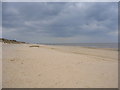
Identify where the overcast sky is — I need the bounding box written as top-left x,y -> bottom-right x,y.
2,2 -> 118,43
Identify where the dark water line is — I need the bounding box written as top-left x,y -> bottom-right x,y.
39,43 -> 118,49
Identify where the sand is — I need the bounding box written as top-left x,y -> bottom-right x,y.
0,42 -> 2,89
2,43 -> 118,88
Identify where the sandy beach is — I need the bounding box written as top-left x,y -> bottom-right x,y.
0,43 -> 2,89
2,43 -> 118,88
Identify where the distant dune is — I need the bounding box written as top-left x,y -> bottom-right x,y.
0,38 -> 26,44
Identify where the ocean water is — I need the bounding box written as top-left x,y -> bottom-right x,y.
43,43 -> 118,49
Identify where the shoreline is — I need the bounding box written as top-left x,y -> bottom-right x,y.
38,43 -> 118,49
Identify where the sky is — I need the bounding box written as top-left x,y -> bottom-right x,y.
2,2 -> 118,43
0,2 -> 2,38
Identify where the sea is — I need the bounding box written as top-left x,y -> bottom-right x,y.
41,43 -> 118,49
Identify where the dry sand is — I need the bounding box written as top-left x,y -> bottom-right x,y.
2,43 -> 118,88
0,42 -> 2,89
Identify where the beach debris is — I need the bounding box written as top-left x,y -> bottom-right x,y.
29,45 -> 40,48
10,59 -> 15,61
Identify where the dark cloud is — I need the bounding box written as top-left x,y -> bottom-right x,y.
0,2 -> 2,38
2,2 -> 118,43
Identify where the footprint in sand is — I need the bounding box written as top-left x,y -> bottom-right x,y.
21,62 -> 24,64
38,74 -> 42,77
10,59 -> 15,61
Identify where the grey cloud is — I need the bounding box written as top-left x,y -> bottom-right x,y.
2,2 -> 118,43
